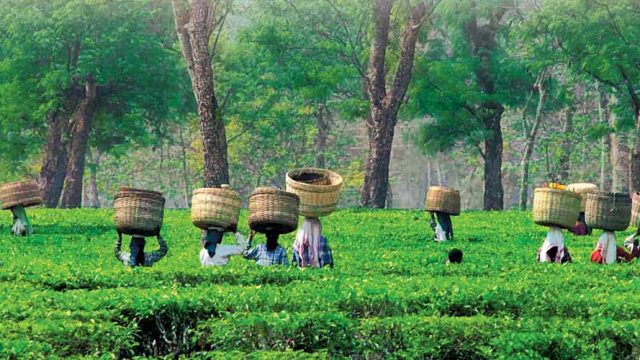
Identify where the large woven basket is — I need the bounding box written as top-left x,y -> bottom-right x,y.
567,183 -> 598,211
248,187 -> 299,234
114,188 -> 165,236
632,193 -> 640,228
0,180 -> 43,210
425,186 -> 460,215
191,186 -> 242,231
586,191 -> 631,231
285,168 -> 342,218
532,188 -> 581,229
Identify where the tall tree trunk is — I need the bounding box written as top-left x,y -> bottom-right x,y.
60,78 -> 98,208
360,0 -> 428,208
39,84 -> 81,207
85,149 -> 100,208
610,101 -> 631,193
617,66 -> 640,193
178,125 -> 191,208
558,106 -> 574,182
482,104 -> 504,210
465,7 -> 507,210
314,106 -> 329,169
519,72 -> 548,210
172,0 -> 229,187
598,87 -> 612,192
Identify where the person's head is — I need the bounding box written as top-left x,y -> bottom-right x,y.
203,229 -> 224,257
448,248 -> 463,264
265,232 -> 280,251
130,236 -> 146,266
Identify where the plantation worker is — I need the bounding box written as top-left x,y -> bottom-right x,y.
115,232 -> 168,267
200,227 -> 253,266
242,232 -> 289,266
10,206 -> 32,236
624,229 -> 640,252
570,212 -> 591,236
537,227 -> 572,263
291,217 -> 334,268
429,211 -> 453,241
590,232 -> 639,264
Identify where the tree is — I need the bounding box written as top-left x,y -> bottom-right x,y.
172,0 -> 230,187
359,0 -> 432,208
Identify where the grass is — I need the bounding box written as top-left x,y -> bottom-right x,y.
1,208 -> 640,359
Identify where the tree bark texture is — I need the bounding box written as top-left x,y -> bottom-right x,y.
465,8 -> 507,210
314,106 -> 329,169
172,0 -> 229,187
598,88 -> 612,192
610,105 -> 631,193
360,0 -> 428,208
60,78 -> 99,208
558,105 -> 574,183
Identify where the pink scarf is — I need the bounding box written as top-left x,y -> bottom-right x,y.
293,218 -> 322,267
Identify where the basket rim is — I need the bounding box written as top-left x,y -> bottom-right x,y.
192,187 -> 241,197
533,187 -> 581,200
286,168 -> 343,192
427,185 -> 459,193
114,188 -> 165,203
0,179 -> 39,188
586,191 -> 631,201
249,187 -> 300,201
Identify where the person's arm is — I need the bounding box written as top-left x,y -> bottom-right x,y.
144,235 -> 168,266
243,245 -> 260,260
114,232 -> 130,264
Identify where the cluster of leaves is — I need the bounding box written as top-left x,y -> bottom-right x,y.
1,209 -> 640,358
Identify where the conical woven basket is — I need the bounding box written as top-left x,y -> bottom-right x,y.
585,191 -> 631,232
632,193 -> 640,228
0,180 -> 43,210
285,168 -> 342,218
191,186 -> 242,231
114,187 -> 165,236
567,183 -> 598,211
425,186 -> 460,216
248,187 -> 299,234
532,188 -> 581,229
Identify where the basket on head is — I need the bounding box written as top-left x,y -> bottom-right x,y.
632,193 -> 640,228
191,185 -> 242,231
532,188 -> 581,229
113,187 -> 165,236
585,191 -> 631,232
0,180 -> 43,210
567,183 -> 598,212
285,168 -> 343,218
425,186 -> 460,216
248,187 -> 299,234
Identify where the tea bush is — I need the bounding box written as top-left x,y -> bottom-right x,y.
1,209 -> 639,358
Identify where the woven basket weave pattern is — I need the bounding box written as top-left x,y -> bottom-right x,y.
567,183 -> 598,211
248,187 -> 299,234
0,180 -> 43,210
586,191 -> 631,231
425,186 -> 461,215
114,188 -> 165,236
285,168 -> 343,218
191,188 -> 242,231
532,188 -> 581,229
632,193 -> 640,228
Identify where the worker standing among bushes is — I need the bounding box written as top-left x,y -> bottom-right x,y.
243,231 -> 289,266
425,186 -> 460,242
585,191 -> 633,265
115,233 -> 168,266
532,184 -> 579,263
286,168 -> 341,269
199,228 -> 253,266
0,180 -> 42,236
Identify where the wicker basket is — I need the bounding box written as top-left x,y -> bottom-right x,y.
586,191 -> 631,231
632,193 -> 640,228
567,183 -> 598,211
532,188 -> 581,229
191,186 -> 242,231
114,187 -> 165,236
0,180 -> 43,210
248,187 -> 299,234
425,186 -> 460,215
285,168 -> 342,218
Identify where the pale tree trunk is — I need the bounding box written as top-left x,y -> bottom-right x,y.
85,149 -> 100,208
314,106 -> 329,169
519,72 -> 548,210
619,67 -> 640,193
609,96 -> 631,193
598,86 -> 612,192
39,83 -> 81,208
178,125 -> 192,208
360,0 -> 429,208
60,78 -> 99,208
558,106 -> 574,183
465,8 -> 507,210
172,0 -> 230,187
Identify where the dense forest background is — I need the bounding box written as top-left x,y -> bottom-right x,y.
0,0 -> 637,210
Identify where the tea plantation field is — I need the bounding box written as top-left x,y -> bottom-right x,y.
2,209 -> 640,359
